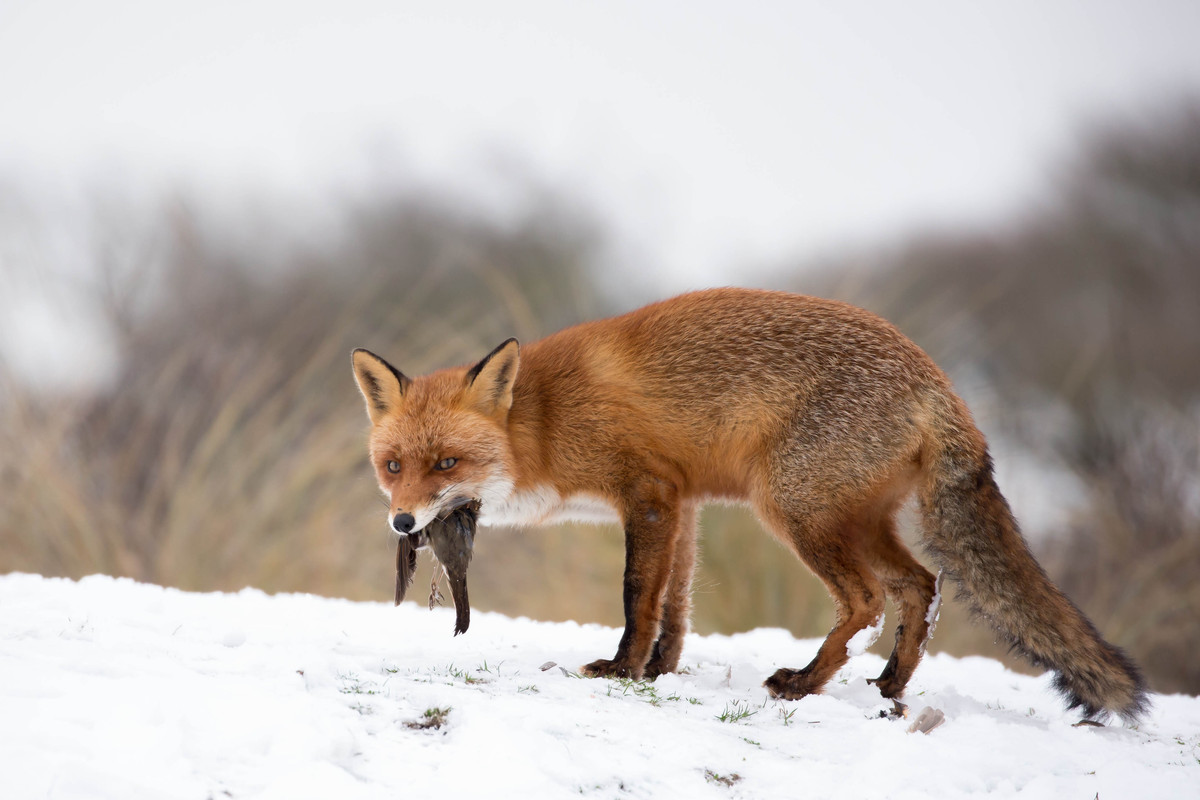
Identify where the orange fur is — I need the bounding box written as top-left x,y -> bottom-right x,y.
352,289 -> 1147,721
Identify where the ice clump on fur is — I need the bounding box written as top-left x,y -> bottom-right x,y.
846,614 -> 885,657
925,571 -> 945,627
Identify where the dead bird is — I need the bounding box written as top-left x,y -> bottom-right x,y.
393,501 -> 479,635
427,501 -> 478,635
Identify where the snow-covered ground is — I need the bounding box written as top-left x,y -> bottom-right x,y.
3,574 -> 1197,799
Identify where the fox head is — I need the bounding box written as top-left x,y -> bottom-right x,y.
351,339 -> 520,535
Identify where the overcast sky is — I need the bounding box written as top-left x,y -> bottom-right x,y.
3,0 -> 1200,291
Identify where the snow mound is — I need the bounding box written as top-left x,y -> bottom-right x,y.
2,573 -> 1197,799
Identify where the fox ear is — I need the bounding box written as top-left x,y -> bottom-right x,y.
352,348 -> 411,424
463,338 -> 520,416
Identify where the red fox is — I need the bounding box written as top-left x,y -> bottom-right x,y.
352,288 -> 1147,721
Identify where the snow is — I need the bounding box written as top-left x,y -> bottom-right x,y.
3,573 -> 1198,799
926,572 -> 945,628
845,614 -> 885,658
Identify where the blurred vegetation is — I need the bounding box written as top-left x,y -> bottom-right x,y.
800,102 -> 1200,693
1,103 -> 1197,694
0,189 -> 612,605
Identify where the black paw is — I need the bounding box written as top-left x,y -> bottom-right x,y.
764,667 -> 822,700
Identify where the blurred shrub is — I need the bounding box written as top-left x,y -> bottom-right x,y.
801,101 -> 1200,692
0,188 -> 608,602
1050,410 -> 1200,693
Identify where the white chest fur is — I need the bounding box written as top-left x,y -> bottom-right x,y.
478,485 -> 621,528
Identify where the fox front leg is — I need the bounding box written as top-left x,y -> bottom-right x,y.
643,501 -> 698,678
582,477 -> 682,680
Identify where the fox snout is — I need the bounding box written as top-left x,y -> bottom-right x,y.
391,510 -> 431,551
391,509 -> 437,544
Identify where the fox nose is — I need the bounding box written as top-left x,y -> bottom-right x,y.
392,512 -> 416,534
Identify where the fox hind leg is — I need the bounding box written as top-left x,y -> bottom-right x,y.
861,512 -> 937,699
761,507 -> 887,700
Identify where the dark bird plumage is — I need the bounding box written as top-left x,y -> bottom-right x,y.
393,502 -> 479,635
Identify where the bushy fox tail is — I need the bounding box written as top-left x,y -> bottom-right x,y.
917,412 -> 1149,723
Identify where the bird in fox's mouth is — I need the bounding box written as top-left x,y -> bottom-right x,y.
394,501 -> 479,636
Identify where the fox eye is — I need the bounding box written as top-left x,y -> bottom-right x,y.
435,457 -> 458,471
386,460 -> 400,474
